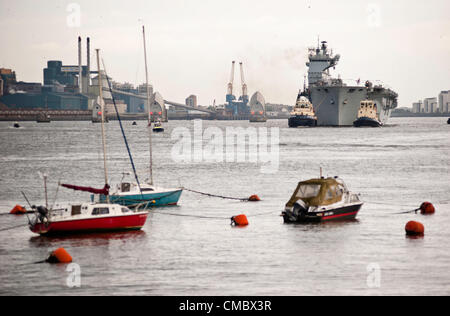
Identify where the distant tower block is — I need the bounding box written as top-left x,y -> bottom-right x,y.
185,95 -> 198,108
151,92 -> 168,122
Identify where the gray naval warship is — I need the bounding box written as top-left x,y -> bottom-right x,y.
304,41 -> 398,126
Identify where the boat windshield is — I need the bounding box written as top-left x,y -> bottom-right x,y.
296,184 -> 321,199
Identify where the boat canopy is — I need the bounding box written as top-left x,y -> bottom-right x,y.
286,178 -> 344,207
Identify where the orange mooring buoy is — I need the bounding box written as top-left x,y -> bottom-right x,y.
46,248 -> 73,264
248,195 -> 261,202
9,205 -> 27,215
419,202 -> 435,215
231,215 -> 249,226
405,221 -> 425,236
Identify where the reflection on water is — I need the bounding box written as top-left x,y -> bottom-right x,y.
28,230 -> 147,248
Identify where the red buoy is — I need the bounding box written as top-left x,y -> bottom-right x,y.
231,215 -> 249,226
9,205 -> 27,215
46,248 -> 73,264
405,221 -> 425,236
419,202 -> 435,215
248,195 -> 261,202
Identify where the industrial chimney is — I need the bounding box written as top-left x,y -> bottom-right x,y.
87,37 -> 91,90
78,36 -> 82,94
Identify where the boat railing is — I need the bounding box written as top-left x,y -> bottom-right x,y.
316,78 -> 393,90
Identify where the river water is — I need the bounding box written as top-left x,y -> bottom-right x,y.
0,117 -> 449,296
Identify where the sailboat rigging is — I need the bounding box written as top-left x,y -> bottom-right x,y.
28,48 -> 149,236
97,26 -> 183,208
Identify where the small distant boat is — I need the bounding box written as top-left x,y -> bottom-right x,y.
288,96 -> 317,127
282,177 -> 363,223
132,121 -> 137,126
353,100 -> 382,127
37,112 -> 51,123
447,118 -> 450,124
13,122 -> 20,128
153,120 -> 164,133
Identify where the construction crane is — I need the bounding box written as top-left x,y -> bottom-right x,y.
239,62 -> 249,105
226,61 -> 236,105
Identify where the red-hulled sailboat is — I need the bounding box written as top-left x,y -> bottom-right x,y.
29,186 -> 149,236
29,49 -> 149,236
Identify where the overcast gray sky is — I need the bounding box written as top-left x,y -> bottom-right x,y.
1,0 -> 449,106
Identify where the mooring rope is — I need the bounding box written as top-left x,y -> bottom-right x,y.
0,223 -> 28,233
150,210 -> 279,220
182,187 -> 253,202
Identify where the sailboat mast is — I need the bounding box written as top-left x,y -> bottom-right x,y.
143,25 -> 154,186
96,49 -> 110,201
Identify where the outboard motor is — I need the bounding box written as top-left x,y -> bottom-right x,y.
37,206 -> 49,223
293,200 -> 309,220
283,200 -> 309,223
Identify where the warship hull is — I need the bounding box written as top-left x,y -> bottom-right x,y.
310,85 -> 397,126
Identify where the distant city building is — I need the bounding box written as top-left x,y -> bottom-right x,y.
91,72 -> 113,100
423,97 -> 437,113
9,82 -> 42,94
137,83 -> 153,95
113,82 -> 134,92
412,101 -> 423,113
0,68 -> 17,95
43,61 -> 79,87
439,90 -> 450,113
185,95 -> 198,108
430,101 -> 438,113
105,99 -> 127,114
113,83 -> 154,113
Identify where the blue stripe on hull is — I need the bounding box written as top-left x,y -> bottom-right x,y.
100,190 -> 182,207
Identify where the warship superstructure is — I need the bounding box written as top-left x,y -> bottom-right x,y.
305,41 -> 398,126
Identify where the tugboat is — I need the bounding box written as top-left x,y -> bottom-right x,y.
288,95 -> 317,127
282,176 -> 363,223
353,100 -> 382,127
152,120 -> 164,133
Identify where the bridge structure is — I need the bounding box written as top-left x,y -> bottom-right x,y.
109,88 -> 215,116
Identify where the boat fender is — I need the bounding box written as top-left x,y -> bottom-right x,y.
405,221 -> 425,236
419,202 -> 435,215
9,205 -> 27,215
46,248 -> 73,264
231,215 -> 249,226
248,195 -> 261,202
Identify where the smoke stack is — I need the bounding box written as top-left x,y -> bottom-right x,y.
87,37 -> 90,89
78,36 -> 82,93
